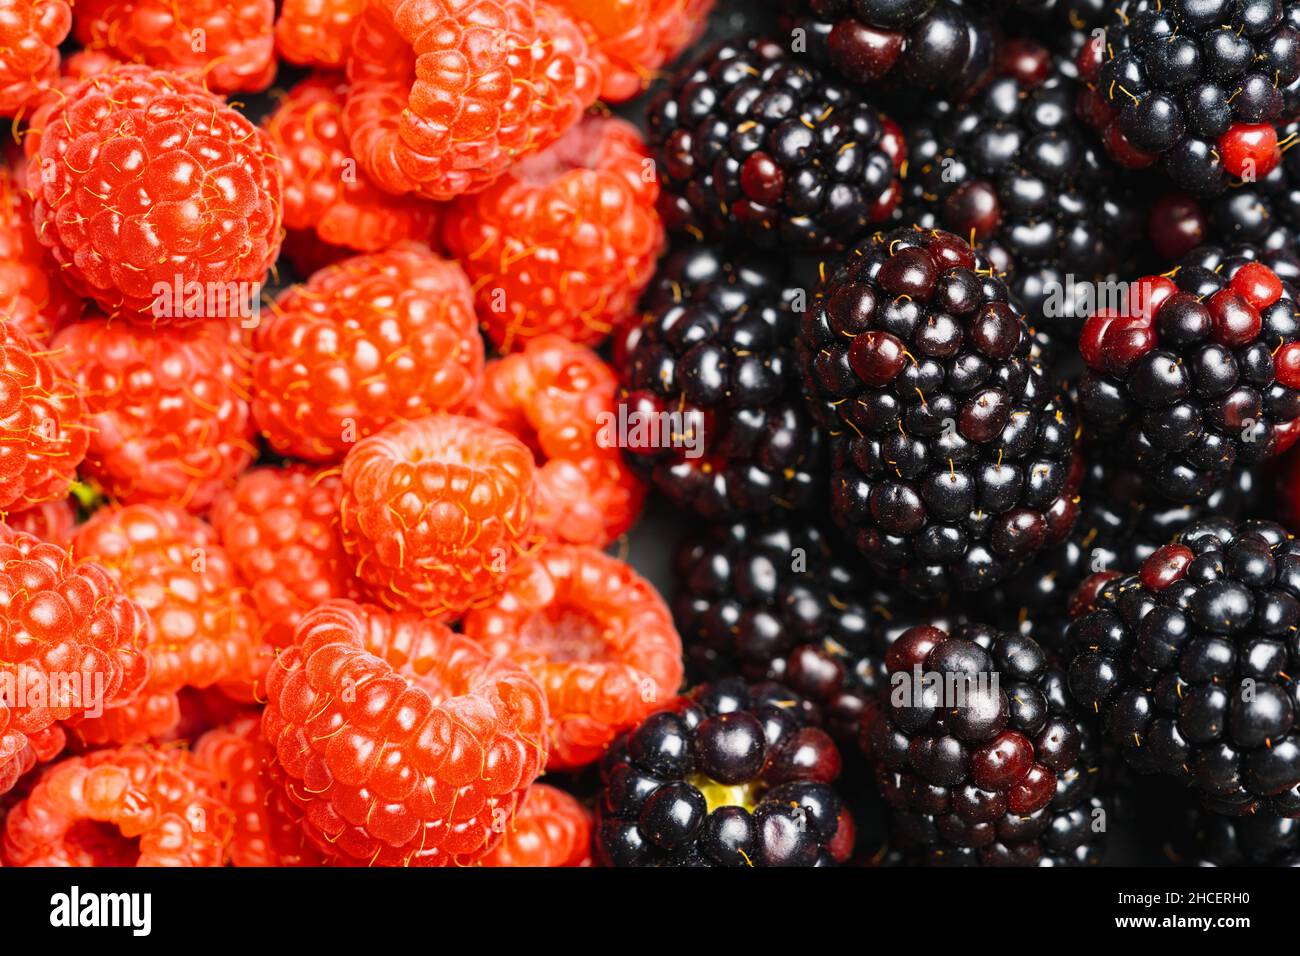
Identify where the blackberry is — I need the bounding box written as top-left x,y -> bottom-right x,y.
863,622 -> 1108,865
1066,518 -> 1300,817
1206,124 -> 1300,249
899,39 -> 1146,343
796,226 -> 1081,596
1193,809 -> 1300,865
671,514 -> 969,743
1076,245 -> 1300,505
594,679 -> 853,866
647,37 -> 906,254
772,0 -> 997,93
1077,0 -> 1300,195
614,244 -> 825,517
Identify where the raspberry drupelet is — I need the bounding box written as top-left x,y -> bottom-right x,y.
338,414 -> 539,619
261,599 -> 549,866
29,65 -> 283,322
274,0 -> 363,68
1077,246 -> 1300,504
0,0 -> 71,116
262,74 -> 441,256
480,782 -> 593,866
51,316 -> 256,512
3,745 -> 233,865
343,0 -> 600,201
71,0 -> 276,93
462,543 -> 684,771
251,243 -> 483,463
474,335 -> 645,548
443,115 -> 664,353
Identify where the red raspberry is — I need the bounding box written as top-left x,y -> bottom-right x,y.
0,320 -> 88,512
65,503 -> 259,744
0,724 -> 64,797
462,544 -> 683,770
263,74 -> 441,255
444,115 -> 663,351
51,316 -> 256,512
66,692 -> 180,746
19,48 -> 122,160
194,715 -> 324,865
339,414 -> 538,618
343,0 -> 600,201
262,599 -> 549,866
275,0 -> 363,68
554,0 -> 713,102
210,465 -> 363,649
0,150 -> 83,341
71,0 -> 276,93
480,782 -> 592,866
2,495 -> 77,546
252,244 -> 483,462
0,524 -> 151,793
475,335 -> 644,547
0,0 -> 70,116
29,65 -> 283,321
3,744 -> 232,865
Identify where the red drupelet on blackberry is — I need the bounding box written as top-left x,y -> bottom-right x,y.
1066,518 -> 1300,818
797,226 -> 1081,596
900,39 -> 1146,345
1076,0 -> 1300,195
614,243 -> 825,518
595,678 -> 854,866
863,622 -> 1108,865
1204,123 -> 1300,248
1076,245 -> 1300,505
647,37 -> 906,253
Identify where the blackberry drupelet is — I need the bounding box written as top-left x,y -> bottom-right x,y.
772,0 -> 997,93
1066,518 -> 1300,817
863,622 -> 1108,865
1192,808 -> 1300,865
797,226 -> 1081,596
594,679 -> 854,866
614,244 -> 825,517
647,37 -> 906,253
1076,0 -> 1300,195
1076,245 -> 1300,505
1205,124 -> 1300,249
900,39 -> 1145,343
671,515 -> 965,743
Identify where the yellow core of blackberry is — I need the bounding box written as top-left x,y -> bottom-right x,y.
688,774 -> 761,814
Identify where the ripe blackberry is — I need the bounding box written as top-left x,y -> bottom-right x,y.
864,622 -> 1108,865
1077,245 -> 1300,505
797,226 -> 1081,596
614,243 -> 825,518
773,0 -> 997,93
1066,518 -> 1300,817
1192,809 -> 1300,865
595,678 -> 854,866
647,37 -> 906,254
900,39 -> 1146,342
1077,0 -> 1300,195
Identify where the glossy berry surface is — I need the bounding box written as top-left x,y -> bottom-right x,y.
480,782 -> 593,867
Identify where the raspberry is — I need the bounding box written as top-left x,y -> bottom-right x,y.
0,150 -> 83,341
263,74 -> 441,255
475,335 -> 645,548
65,503 -> 259,744
71,0 -> 276,93
0,320 -> 89,512
0,0 -> 71,116
194,715 -> 323,866
19,48 -> 122,160
2,744 -> 232,865
51,316 -> 256,512
480,782 -> 592,867
0,724 -> 64,797
262,599 -> 548,866
251,244 -> 483,463
2,495 -> 77,546
462,544 -> 684,770
275,0 -> 363,67
210,465 -> 363,649
29,65 -> 283,321
343,0 -> 600,201
444,115 -> 664,352
0,524 -> 151,793
553,0 -> 714,102
338,414 -> 538,618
